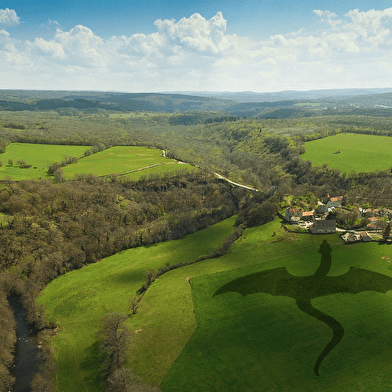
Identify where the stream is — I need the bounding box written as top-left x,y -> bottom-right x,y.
8,296 -> 39,392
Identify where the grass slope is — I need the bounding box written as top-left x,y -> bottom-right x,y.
162,227 -> 392,391
123,162 -> 198,180
61,146 -> 181,179
40,215 -> 392,391
300,133 -> 392,173
38,216 -> 237,392
0,143 -> 87,180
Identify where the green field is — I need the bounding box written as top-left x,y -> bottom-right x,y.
61,146 -> 179,179
161,227 -> 392,391
0,143 -> 88,180
0,144 -> 195,181
295,102 -> 321,107
123,162 -> 198,180
38,215 -> 392,391
301,133 -> 392,173
38,216 -> 237,392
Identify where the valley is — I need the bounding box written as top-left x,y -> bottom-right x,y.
1,89 -> 392,392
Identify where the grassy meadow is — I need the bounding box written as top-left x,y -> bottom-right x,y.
38,216 -> 237,392
0,143 -> 88,180
123,161 -> 198,180
300,133 -> 392,173
61,146 -> 181,179
161,227 -> 392,391
0,143 -> 196,181
38,214 -> 392,391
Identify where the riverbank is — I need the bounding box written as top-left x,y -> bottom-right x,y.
8,296 -> 39,392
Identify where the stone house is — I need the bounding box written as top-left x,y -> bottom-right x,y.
309,219 -> 336,234
315,203 -> 327,215
284,207 -> 302,222
324,194 -> 346,207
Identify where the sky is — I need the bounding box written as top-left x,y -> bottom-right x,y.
1,1 -> 392,92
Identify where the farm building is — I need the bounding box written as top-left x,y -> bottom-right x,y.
285,207 -> 314,222
284,208 -> 302,222
315,203 -> 327,215
309,220 -> 336,234
341,232 -> 360,243
366,223 -> 378,231
301,211 -> 314,221
360,232 -> 372,242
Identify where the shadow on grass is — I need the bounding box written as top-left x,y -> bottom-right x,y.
214,239 -> 392,376
80,340 -> 106,390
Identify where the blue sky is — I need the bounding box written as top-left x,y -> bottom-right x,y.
1,1 -> 392,92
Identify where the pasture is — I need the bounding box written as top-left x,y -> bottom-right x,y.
38,216 -> 237,392
61,146 -> 177,179
0,143 -> 87,180
300,133 -> 392,173
122,161 -> 198,180
162,231 -> 392,391
39,214 -> 392,391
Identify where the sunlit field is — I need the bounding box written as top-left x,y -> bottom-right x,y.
61,146 -> 176,179
301,133 -> 392,173
0,143 -> 88,180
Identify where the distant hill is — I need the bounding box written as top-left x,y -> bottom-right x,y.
0,90 -> 235,114
174,88 -> 392,102
2,88 -> 392,118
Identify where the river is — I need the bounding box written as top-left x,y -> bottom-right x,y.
8,296 -> 39,392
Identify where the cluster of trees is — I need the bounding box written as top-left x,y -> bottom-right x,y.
0,292 -> 16,392
96,312 -> 160,392
47,155 -> 79,175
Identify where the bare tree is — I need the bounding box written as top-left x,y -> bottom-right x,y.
97,312 -> 132,374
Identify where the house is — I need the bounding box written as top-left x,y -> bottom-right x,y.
366,223 -> 378,231
309,220 -> 336,234
284,207 -> 302,222
341,232 -> 360,243
360,231 -> 372,242
324,194 -> 346,207
315,204 -> 327,215
301,211 -> 314,221
326,199 -> 341,209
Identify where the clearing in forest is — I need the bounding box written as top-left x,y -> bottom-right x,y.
300,133 -> 392,173
0,143 -> 88,180
61,146 -> 195,179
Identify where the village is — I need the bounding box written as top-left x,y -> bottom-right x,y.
282,194 -> 392,243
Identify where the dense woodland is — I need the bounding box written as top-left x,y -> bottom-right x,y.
2,90 -> 392,391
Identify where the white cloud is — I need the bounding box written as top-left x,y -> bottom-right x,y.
313,10 -> 342,28
2,9 -> 392,91
0,8 -> 19,26
30,37 -> 66,59
153,12 -> 240,55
